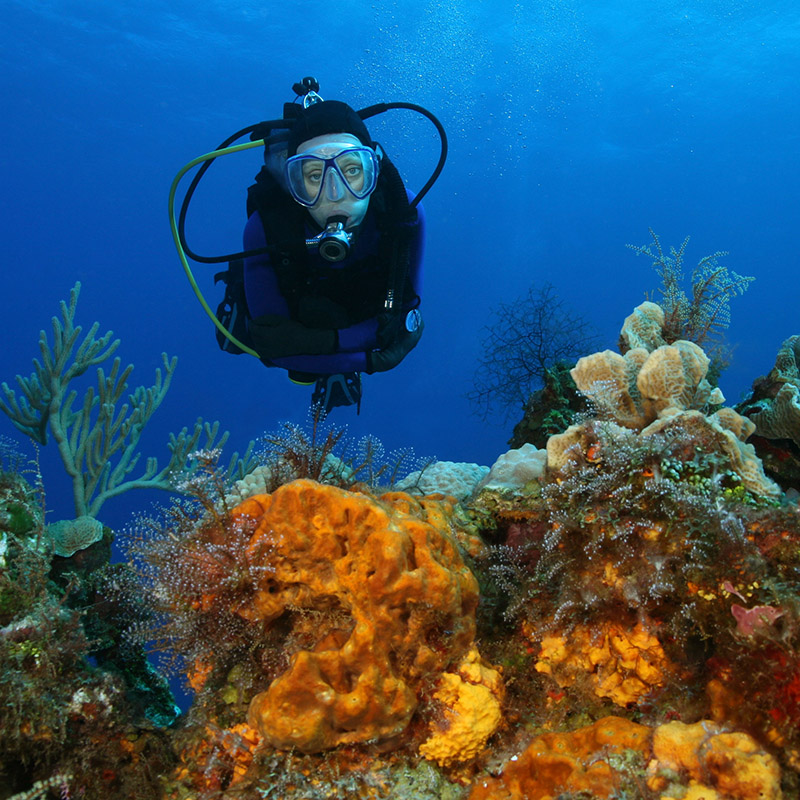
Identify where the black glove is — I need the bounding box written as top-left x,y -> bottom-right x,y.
374,312 -> 407,349
366,315 -> 424,374
249,314 -> 337,360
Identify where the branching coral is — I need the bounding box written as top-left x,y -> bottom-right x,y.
467,281 -> 600,420
0,283 -> 252,521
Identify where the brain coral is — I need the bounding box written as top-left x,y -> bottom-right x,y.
395,461 -> 490,500
228,480 -> 487,754
47,515 -> 105,558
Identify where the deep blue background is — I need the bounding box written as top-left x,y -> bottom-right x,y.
2,0 -> 798,535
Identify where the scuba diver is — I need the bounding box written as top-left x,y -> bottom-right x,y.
170,77 -> 447,416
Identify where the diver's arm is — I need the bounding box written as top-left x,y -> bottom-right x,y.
242,205 -> 423,373
244,213 -> 368,374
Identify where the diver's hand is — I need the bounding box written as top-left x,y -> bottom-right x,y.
365,316 -> 424,374
249,314 -> 337,359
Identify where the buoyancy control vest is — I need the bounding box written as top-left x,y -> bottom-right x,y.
215,152 -> 420,354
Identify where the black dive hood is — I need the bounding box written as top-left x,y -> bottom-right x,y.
172,76 -> 448,266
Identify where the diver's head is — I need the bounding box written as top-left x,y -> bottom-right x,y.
285,101 -> 380,230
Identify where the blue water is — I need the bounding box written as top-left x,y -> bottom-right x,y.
2,0 -> 798,535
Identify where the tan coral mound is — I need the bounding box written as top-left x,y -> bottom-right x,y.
569,338 -> 711,430
620,300 -> 667,352
468,716 -> 651,800
548,302 -> 780,497
533,619 -> 676,707
229,480 -> 488,753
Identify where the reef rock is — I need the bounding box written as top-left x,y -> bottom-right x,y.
468,716 -> 652,800
744,335 -> 800,445
468,716 -> 782,800
230,480 -> 496,754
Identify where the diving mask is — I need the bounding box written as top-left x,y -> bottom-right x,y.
285,145 -> 380,208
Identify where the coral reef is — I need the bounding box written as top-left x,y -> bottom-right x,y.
138,477 -> 499,768
0,460 -> 174,800
508,360 -> 588,450
11,294 -> 800,799
745,336 -> 800,445
738,335 -> 800,492
468,716 -> 782,800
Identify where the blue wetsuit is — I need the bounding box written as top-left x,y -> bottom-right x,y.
243,200 -> 425,376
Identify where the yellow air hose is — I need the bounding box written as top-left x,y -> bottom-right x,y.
168,139 -> 265,358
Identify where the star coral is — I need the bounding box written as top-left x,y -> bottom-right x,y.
533,618 -> 676,707
228,480 -> 486,753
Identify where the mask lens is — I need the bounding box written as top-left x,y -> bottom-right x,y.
286,147 -> 379,207
333,150 -> 376,198
286,156 -> 327,205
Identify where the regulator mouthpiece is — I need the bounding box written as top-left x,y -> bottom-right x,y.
307,215 -> 352,262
